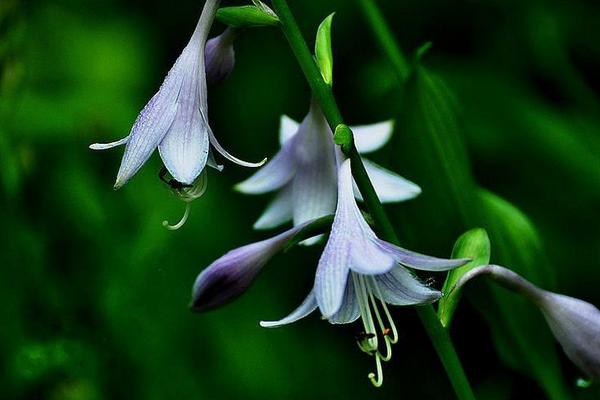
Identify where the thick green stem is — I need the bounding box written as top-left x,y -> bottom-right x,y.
270,0 -> 475,398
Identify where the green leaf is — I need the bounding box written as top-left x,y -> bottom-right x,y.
438,228 -> 490,328
314,13 -> 334,86
216,5 -> 279,28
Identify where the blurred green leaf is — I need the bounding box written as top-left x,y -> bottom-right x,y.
439,228 -> 491,328
216,5 -> 279,28
315,13 -> 334,86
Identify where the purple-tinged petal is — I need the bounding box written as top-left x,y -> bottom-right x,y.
253,185 -> 293,230
334,159 -> 395,275
235,138 -> 297,194
354,159 -> 421,203
351,120 -> 394,154
328,277 -> 360,324
260,291 -> 318,328
89,136 -> 128,150
159,108 -> 210,185
374,267 -> 440,305
279,114 -> 300,145
191,223 -> 307,312
376,239 -> 468,271
539,293 -> 600,380
208,123 -> 267,168
205,27 -> 236,87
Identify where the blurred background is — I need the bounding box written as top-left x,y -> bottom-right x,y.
1,0 -> 599,398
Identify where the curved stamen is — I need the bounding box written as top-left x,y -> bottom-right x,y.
368,353 -> 384,387
353,274 -> 378,352
163,203 -> 191,230
371,279 -> 399,344
205,118 -> 267,168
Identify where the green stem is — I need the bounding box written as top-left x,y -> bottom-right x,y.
270,1 -> 475,399
356,0 -> 410,83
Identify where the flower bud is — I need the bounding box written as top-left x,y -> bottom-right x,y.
205,27 -> 236,87
190,223 -> 307,312
454,265 -> 600,380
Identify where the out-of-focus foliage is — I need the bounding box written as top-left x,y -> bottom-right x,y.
1,0 -> 600,399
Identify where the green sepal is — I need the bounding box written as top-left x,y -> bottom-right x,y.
216,5 -> 279,28
438,228 -> 491,328
333,124 -> 353,154
314,13 -> 335,86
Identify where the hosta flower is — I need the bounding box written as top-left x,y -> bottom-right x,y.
235,101 -> 421,236
204,27 -> 236,87
190,222 -> 312,312
455,265 -> 600,382
260,159 -> 467,386
90,0 -> 263,189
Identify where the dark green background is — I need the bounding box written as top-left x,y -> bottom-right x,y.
2,0 -> 599,398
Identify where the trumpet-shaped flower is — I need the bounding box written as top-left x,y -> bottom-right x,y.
455,265 -> 600,381
260,159 -> 467,386
204,27 -> 237,87
235,102 -> 421,234
90,0 -> 264,189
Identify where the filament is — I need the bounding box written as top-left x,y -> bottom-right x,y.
368,353 -> 384,387
163,203 -> 191,230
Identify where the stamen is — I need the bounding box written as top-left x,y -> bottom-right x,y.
353,274 -> 378,352
368,353 -> 384,387
371,279 -> 399,344
163,203 -> 191,231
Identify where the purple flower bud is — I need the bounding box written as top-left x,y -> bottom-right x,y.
455,265 -> 600,380
190,223 -> 307,312
205,27 -> 236,87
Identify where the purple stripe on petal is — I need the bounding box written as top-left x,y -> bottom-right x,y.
374,267 -> 440,305
328,277 -> 360,324
376,239 -> 469,271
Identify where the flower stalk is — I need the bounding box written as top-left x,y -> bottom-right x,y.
270,0 -> 475,398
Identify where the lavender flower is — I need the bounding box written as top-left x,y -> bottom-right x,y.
190,222 -> 310,312
260,159 -> 467,386
235,101 -> 421,235
90,0 -> 264,189
454,265 -> 600,381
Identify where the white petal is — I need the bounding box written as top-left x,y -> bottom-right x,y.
315,230 -> 351,318
253,185 -> 293,230
328,277 -> 360,324
234,139 -> 297,194
159,107 -> 210,185
89,136 -> 128,150
351,120 -> 394,154
374,267 -> 440,305
260,290 -> 317,328
279,114 -> 300,145
208,118 -> 267,168
354,159 -> 421,203
376,239 -> 468,271
113,43 -> 194,188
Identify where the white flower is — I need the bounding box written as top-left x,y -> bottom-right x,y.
260,159 -> 466,386
235,102 -> 421,238
90,0 -> 264,189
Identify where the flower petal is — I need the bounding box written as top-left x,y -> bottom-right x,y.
328,277 -> 360,324
279,114 -> 300,145
374,267 -> 440,305
253,185 -> 293,230
234,139 -> 297,194
208,120 -> 267,168
351,120 -> 394,154
315,223 -> 351,318
206,149 -> 224,171
376,239 -> 469,271
260,290 -> 317,328
159,108 -> 210,185
354,159 -> 421,203
89,136 -> 128,150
